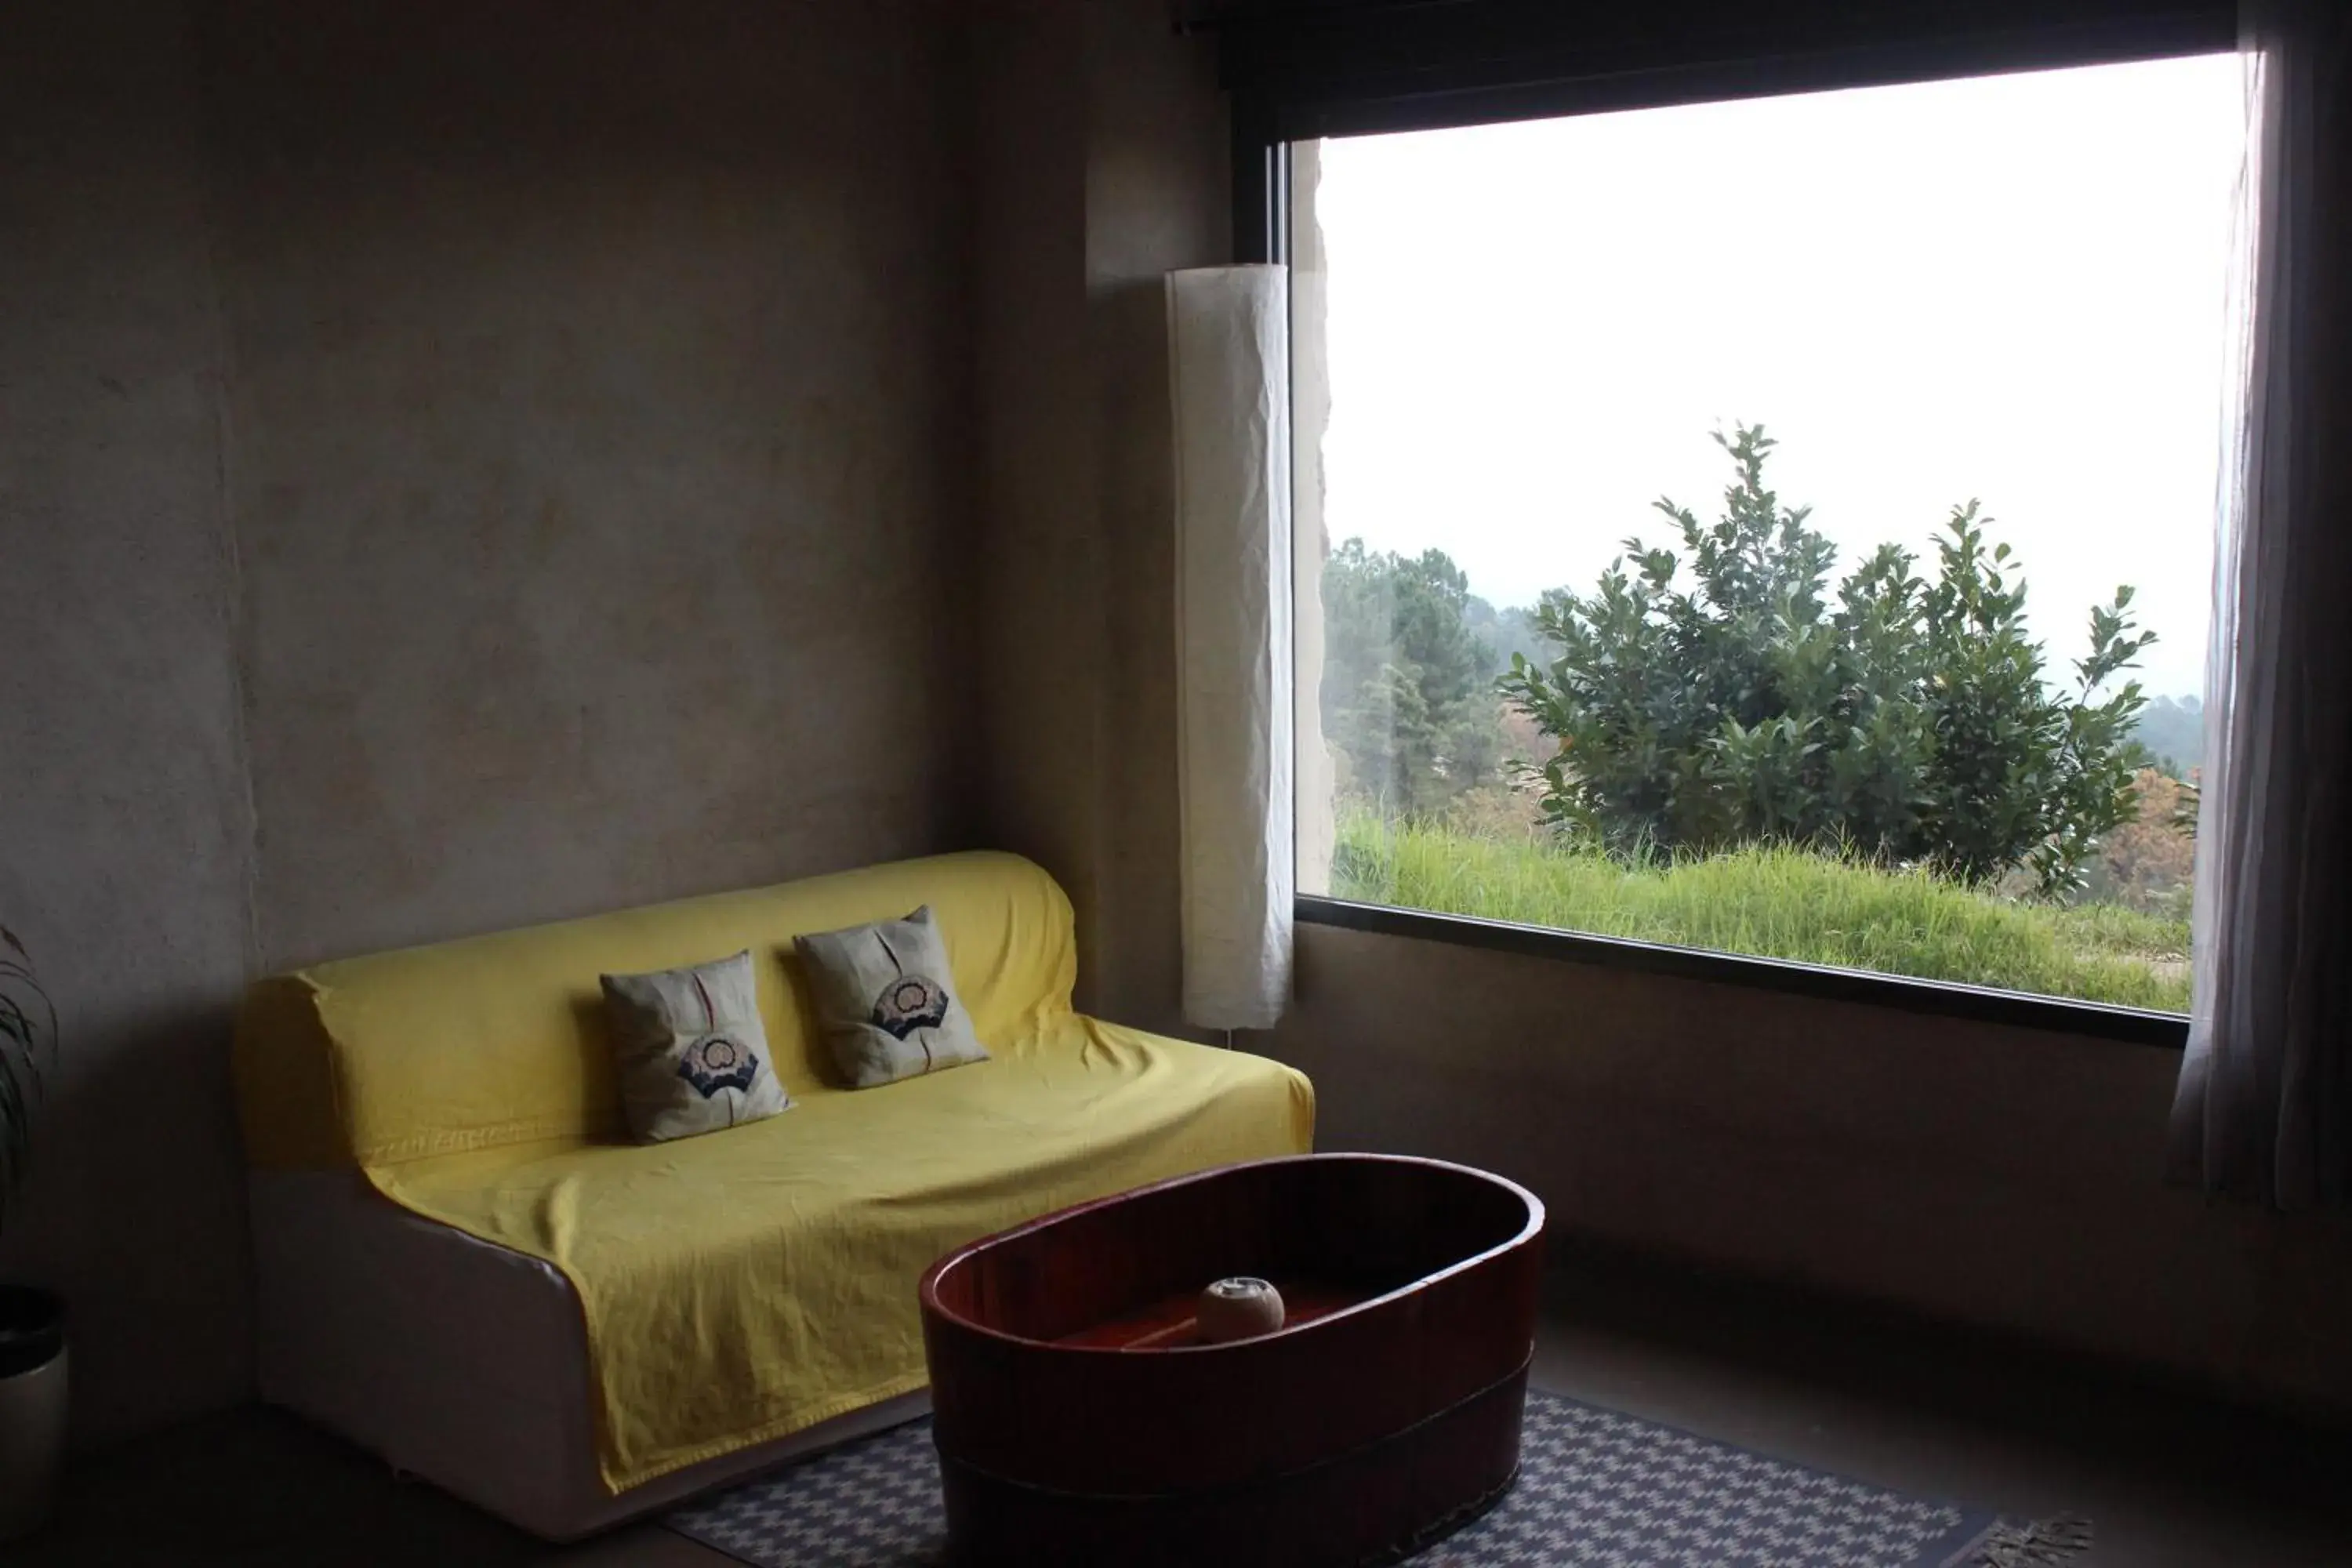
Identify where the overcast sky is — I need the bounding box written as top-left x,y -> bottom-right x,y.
1312,53 -> 2246,700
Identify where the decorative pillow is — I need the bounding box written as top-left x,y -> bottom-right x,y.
793,906 -> 989,1087
599,950 -> 790,1142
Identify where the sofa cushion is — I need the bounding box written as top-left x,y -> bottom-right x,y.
794,907 -> 989,1087
601,951 -> 792,1142
368,1013 -> 1314,1494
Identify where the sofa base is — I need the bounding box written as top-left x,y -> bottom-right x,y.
249,1171 -> 931,1541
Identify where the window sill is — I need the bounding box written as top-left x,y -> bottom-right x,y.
1294,895 -> 2190,1050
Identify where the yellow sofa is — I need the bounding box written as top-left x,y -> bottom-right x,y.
232,851 -> 1314,1537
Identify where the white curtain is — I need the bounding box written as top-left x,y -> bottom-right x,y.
1168,265 -> 1294,1032
2170,1 -> 2352,1208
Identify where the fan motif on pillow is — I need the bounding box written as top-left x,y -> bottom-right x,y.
871,975 -> 949,1040
676,1033 -> 762,1098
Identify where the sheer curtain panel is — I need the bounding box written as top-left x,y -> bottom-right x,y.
1168,266 -> 1295,1031
2170,0 -> 2352,1209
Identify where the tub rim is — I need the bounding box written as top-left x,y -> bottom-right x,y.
917,1152 -> 1545,1356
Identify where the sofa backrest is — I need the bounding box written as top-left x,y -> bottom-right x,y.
233,851 -> 1077,1170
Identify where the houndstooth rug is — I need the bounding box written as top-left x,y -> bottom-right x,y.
669,1389 -> 2076,1568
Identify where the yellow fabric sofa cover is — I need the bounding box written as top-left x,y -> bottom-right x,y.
232,851 -> 1315,1493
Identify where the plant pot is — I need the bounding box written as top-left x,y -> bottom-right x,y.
0,1286 -> 67,1541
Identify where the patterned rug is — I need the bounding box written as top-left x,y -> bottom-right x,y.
669,1389 -> 2083,1567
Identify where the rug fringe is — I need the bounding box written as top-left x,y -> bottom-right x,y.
1970,1514 -> 2094,1566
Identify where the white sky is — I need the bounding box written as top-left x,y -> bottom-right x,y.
1311,53 -> 2246,699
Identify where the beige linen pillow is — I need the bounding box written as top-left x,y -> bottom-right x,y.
793,906 -> 989,1087
600,950 -> 790,1142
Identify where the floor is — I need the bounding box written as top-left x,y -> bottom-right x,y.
18,1246 -> 2352,1566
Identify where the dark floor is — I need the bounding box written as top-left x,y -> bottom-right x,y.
18,1247 -> 2352,1566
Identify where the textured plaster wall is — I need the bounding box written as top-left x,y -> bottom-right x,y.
971,0 -> 1226,1037
0,0 -> 260,1443
1082,0 -> 1232,1040
2,0 -> 974,1443
1258,925 -> 2352,1417
972,1 -> 1104,1006
206,0 -> 977,967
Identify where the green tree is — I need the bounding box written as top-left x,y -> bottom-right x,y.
1320,539 -> 1502,815
1499,426 -> 2153,896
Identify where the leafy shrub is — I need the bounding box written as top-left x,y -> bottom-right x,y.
1500,426 -> 2154,896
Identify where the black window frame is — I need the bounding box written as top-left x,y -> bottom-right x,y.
1227,0 -> 2234,1050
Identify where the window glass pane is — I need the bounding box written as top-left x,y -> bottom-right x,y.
1294,55 -> 2243,1012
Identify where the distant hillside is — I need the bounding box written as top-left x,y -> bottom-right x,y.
1465,597 -> 1550,678
2132,695 -> 2203,775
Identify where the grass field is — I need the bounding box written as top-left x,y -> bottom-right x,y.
1330,811 -> 2191,1012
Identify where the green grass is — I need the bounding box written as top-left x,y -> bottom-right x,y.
1331,811 -> 2191,1012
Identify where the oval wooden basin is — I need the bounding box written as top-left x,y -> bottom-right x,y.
919,1153 -> 1547,1567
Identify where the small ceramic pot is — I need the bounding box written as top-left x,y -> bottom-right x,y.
1196,1276 -> 1286,1343
0,1286 -> 67,1541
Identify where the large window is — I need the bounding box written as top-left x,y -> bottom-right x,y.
1293,55 -> 2243,1018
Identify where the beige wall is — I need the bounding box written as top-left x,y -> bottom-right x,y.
209,1 -> 978,967
2,0 -> 974,1443
972,0 -> 1228,1039
1258,924 -> 2352,1417
971,1 -> 1104,1008
0,0 -> 259,1443
1081,0 -> 1232,1040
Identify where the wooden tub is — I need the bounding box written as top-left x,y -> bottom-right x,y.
918,1153 -> 1547,1566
